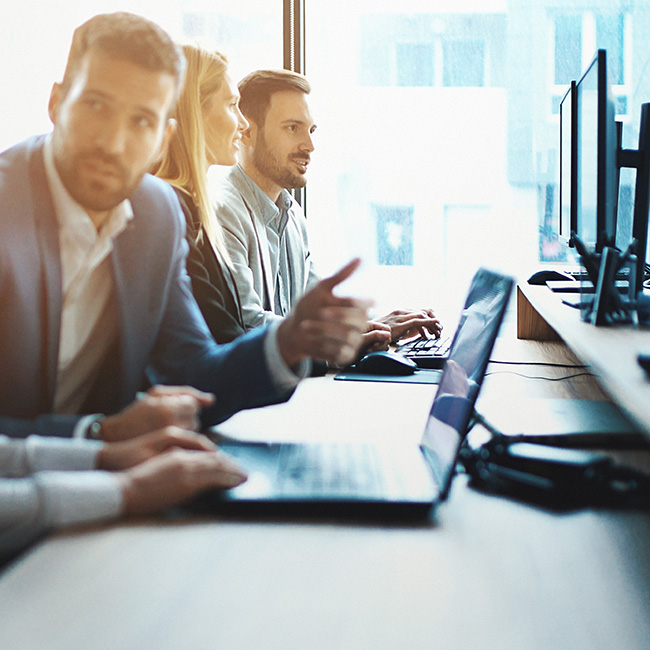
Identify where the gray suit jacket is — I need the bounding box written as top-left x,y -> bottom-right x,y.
216,165 -> 320,329
0,137 -> 294,437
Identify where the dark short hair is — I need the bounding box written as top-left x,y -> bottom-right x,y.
238,69 -> 311,127
60,12 -> 186,98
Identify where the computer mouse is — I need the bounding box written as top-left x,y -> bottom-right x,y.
527,269 -> 575,285
354,351 -> 418,376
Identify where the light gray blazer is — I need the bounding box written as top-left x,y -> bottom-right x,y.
216,165 -> 320,329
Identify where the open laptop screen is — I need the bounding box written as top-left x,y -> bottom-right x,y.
420,268 -> 513,495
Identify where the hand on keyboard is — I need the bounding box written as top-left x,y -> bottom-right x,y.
375,308 -> 443,342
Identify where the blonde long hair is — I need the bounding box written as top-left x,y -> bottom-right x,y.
154,43 -> 230,261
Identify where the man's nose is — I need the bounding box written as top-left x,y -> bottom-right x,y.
96,115 -> 128,155
300,132 -> 315,153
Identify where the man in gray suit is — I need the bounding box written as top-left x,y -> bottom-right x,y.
0,13 -> 370,440
216,69 -> 443,350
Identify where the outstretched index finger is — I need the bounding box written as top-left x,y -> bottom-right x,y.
319,258 -> 362,292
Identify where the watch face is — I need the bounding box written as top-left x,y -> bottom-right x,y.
88,418 -> 104,440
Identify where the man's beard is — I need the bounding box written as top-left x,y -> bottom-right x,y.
252,132 -> 308,190
53,139 -> 140,213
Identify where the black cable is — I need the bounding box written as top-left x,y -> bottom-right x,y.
489,359 -> 589,369
484,369 -> 597,381
471,410 -> 504,437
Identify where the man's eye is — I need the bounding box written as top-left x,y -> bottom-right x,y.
134,116 -> 153,129
84,99 -> 104,112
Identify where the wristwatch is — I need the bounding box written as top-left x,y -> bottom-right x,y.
86,415 -> 106,440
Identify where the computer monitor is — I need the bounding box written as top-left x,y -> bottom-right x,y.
629,102 -> 650,294
574,49 -> 618,252
611,101 -> 650,295
559,82 -> 577,246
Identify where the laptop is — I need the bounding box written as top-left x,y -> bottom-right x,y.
202,268 -> 514,520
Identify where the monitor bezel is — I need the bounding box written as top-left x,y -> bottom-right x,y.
574,49 -> 618,253
559,81 -> 577,247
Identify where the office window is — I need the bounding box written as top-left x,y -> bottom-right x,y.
3,0 -> 650,309
373,204 -> 415,265
396,43 -> 434,87
0,1 -> 283,152
306,3 -> 528,309
442,205 -> 494,288
443,40 -> 485,87
596,13 -> 624,84
551,10 -> 630,114
359,13 -> 503,90
305,0 -> 650,307
554,14 -> 582,84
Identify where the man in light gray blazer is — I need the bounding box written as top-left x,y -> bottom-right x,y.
216,69 -> 443,349
218,161 -> 320,329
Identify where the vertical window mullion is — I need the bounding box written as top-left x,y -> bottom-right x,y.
283,0 -> 306,208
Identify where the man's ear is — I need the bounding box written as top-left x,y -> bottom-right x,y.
48,83 -> 62,125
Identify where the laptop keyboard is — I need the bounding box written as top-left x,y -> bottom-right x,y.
277,443 -> 383,496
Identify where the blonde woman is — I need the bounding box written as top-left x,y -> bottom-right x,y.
155,43 -> 248,343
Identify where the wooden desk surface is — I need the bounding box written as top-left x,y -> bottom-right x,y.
1,328 -> 649,650
517,283 -> 650,436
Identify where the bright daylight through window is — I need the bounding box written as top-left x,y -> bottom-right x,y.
1,0 -> 648,318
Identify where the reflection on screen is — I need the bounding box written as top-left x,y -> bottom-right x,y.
420,270 -> 512,492
577,60 -> 599,247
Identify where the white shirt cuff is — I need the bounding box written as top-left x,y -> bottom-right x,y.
24,435 -> 102,472
264,320 -> 310,392
34,471 -> 123,527
0,435 -> 102,477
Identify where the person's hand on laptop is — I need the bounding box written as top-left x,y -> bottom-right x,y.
96,427 -> 247,515
375,308 -> 443,343
277,258 -> 373,368
98,386 -> 215,442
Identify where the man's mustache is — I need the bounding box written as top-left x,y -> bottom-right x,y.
79,150 -> 128,178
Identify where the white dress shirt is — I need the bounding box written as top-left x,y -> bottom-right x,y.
43,136 -> 132,415
43,137 -> 302,424
0,435 -> 122,559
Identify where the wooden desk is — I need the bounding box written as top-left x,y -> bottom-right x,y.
1,334 -> 649,650
517,283 -> 650,436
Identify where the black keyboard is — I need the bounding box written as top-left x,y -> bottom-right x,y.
277,443 -> 382,496
395,335 -> 451,369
